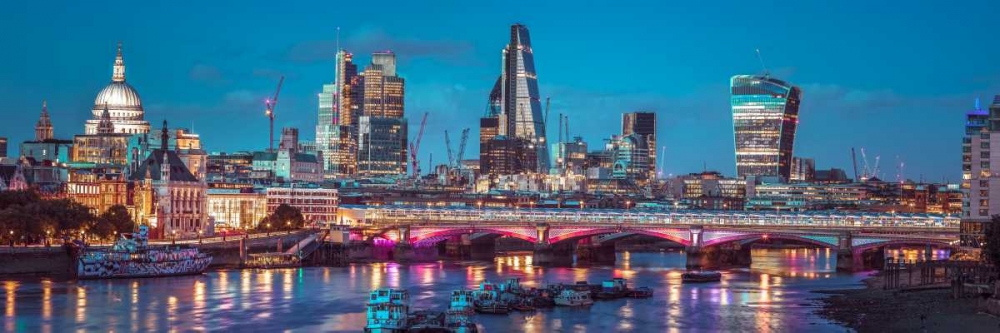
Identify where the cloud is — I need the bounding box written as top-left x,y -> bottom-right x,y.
285,28 -> 474,64
189,64 -> 225,84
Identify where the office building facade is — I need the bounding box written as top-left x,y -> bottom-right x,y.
731,75 -> 801,180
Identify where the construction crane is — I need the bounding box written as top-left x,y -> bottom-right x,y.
444,130 -> 454,169
659,146 -> 667,179
859,148 -> 880,181
264,76 -> 285,152
409,112 -> 428,178
456,128 -> 470,168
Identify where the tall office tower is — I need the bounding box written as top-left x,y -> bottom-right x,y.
963,96 -> 1000,247
731,74 -> 802,180
499,24 -> 549,172
361,51 -> 405,119
316,84 -> 337,173
314,50 -> 360,178
622,112 -> 657,179
357,116 -> 407,176
356,51 -> 407,176
337,50 -> 360,128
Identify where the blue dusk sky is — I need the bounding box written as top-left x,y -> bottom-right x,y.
2,1 -> 998,181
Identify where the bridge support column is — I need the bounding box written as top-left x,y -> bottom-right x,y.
835,233 -> 856,272
442,235 -> 471,260
576,237 -> 616,265
686,244 -> 751,270
470,237 -> 496,261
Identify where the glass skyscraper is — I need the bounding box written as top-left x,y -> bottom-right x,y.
730,75 -> 801,180
500,24 -> 549,172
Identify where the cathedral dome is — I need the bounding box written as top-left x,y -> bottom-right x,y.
93,81 -> 143,113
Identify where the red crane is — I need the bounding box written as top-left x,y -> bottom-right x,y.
409,112 -> 428,178
264,76 -> 285,152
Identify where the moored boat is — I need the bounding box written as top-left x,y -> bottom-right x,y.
365,289 -> 410,332
596,278 -> 630,299
682,271 -> 722,283
445,289 -> 479,332
629,286 -> 654,298
554,289 -> 594,307
75,225 -> 212,279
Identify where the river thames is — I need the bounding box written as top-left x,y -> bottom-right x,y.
1,248 -> 946,332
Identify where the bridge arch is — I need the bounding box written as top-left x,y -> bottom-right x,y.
548,227 -> 691,246
851,239 -> 956,254
408,227 -> 537,245
702,232 -> 841,249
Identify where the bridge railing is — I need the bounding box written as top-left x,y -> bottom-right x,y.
340,205 -> 960,229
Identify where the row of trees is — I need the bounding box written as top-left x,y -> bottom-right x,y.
0,191 -> 135,245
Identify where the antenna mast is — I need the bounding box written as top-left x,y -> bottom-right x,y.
756,48 -> 769,76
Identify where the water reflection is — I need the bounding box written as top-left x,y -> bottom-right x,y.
2,248 -> 865,332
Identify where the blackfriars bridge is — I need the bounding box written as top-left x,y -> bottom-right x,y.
336,205 -> 960,271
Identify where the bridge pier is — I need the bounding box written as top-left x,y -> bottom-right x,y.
576,237 -> 616,265
685,244 -> 752,270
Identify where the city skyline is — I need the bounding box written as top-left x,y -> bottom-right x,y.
4,1 -> 1000,181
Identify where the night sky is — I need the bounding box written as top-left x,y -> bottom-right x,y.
2,1 -> 998,182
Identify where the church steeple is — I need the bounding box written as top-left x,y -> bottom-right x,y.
112,41 -> 126,83
161,120 -> 169,150
97,103 -> 115,134
35,101 -> 54,141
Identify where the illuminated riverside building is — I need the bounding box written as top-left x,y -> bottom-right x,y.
731,75 -> 801,180
84,43 -> 150,135
963,96 -> 1000,246
206,189 -> 267,230
498,24 -> 549,172
66,165 -> 130,215
73,104 -> 131,165
746,182 -> 869,211
362,51 -> 405,119
790,157 -> 816,183
130,123 -> 209,239
265,186 -> 338,225
552,136 -> 588,175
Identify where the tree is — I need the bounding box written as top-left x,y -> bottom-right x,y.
95,205 -> 134,240
982,215 -> 1000,275
259,204 -> 305,231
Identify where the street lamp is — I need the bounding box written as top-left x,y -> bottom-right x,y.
46,230 -> 51,247
286,221 -> 291,235
8,230 -> 12,248
266,223 -> 271,236
198,230 -> 203,244
171,230 -> 177,245
625,200 -> 631,210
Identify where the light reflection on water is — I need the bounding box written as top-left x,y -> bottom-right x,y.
1,248 -> 877,332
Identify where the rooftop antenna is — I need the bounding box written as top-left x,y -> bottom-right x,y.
756,48 -> 770,77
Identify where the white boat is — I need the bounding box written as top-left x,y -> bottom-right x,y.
365,289 -> 410,333
75,225 -> 212,279
554,289 -> 594,307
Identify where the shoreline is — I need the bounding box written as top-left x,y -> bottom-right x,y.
814,271 -> 1000,332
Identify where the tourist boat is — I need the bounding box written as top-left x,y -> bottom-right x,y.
629,286 -> 654,298
596,278 -> 630,299
474,300 -> 510,314
681,271 -> 722,283
554,289 -> 594,307
445,290 -> 479,333
365,289 -> 410,332
75,225 -> 212,279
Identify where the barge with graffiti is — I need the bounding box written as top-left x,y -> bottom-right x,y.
75,226 -> 212,279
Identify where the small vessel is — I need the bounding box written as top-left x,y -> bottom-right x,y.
554,289 -> 594,307
472,281 -> 510,314
596,278 -> 629,299
682,271 -> 722,283
445,290 -> 479,333
511,303 -> 536,312
365,289 -> 410,332
75,225 -> 212,279
408,310 -> 447,332
629,287 -> 654,298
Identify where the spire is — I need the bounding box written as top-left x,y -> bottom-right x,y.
97,103 -> 115,134
112,41 -> 126,82
161,119 -> 169,150
35,100 -> 53,141
976,96 -> 982,111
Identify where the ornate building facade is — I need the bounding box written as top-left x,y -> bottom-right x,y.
130,123 -> 209,239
